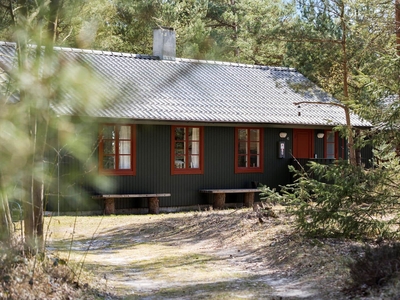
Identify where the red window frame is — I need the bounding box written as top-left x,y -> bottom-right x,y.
99,124 -> 136,175
171,126 -> 204,175
235,127 -> 264,173
324,130 -> 338,159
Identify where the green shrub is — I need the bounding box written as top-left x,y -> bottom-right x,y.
260,148 -> 400,239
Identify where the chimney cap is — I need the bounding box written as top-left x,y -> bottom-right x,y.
154,26 -> 174,31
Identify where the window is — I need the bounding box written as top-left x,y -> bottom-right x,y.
171,126 -> 204,175
235,128 -> 263,173
325,130 -> 337,159
99,124 -> 136,175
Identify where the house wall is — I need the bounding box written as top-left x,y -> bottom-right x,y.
114,125 -> 291,209
47,123 -> 293,212
46,122 -> 371,213
314,132 -> 324,158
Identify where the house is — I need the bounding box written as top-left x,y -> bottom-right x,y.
0,28 -> 371,214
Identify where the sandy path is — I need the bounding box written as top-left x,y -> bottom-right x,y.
46,210 -> 344,299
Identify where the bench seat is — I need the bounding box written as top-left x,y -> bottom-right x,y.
93,193 -> 171,215
199,189 -> 260,209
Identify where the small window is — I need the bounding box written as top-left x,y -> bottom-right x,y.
99,124 -> 136,175
171,126 -> 204,175
235,128 -> 263,173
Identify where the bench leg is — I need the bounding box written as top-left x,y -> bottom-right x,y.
213,193 -> 225,209
243,192 -> 255,208
148,197 -> 159,214
104,198 -> 115,215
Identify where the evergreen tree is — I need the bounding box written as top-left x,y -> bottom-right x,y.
0,0 -> 107,252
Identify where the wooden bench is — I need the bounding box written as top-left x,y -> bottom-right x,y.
92,193 -> 171,215
199,189 -> 260,209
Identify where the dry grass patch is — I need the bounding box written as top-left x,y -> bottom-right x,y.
3,206 -> 398,299
43,207 -> 356,299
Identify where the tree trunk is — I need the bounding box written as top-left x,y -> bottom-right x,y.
14,2 -> 36,252
0,176 -> 13,243
396,0 -> 400,100
32,0 -> 60,252
16,0 -> 58,253
344,105 -> 356,166
396,0 -> 400,57
339,3 -> 356,167
24,177 -> 35,252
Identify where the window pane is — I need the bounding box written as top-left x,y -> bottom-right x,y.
250,155 -> 259,167
103,125 -> 115,139
189,155 -> 200,168
327,144 -> 335,158
189,142 -> 199,155
103,156 -> 115,169
174,157 -> 185,168
189,128 -> 200,141
119,141 -> 131,154
175,142 -> 185,155
238,155 -> 247,167
119,155 -> 131,169
119,125 -> 131,139
250,142 -> 259,154
250,129 -> 259,141
238,142 -> 247,154
327,131 -> 335,142
238,129 -> 247,141
175,128 -> 185,141
189,139 -> 200,168
103,141 -> 115,154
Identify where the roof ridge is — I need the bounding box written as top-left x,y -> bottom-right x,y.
175,57 -> 297,72
53,46 -> 159,60
0,41 -> 159,60
0,41 -> 17,47
0,40 -> 297,71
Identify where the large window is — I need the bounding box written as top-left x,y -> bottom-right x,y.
235,128 -> 263,173
99,124 -> 136,175
171,126 -> 204,175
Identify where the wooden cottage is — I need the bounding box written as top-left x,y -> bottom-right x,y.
0,28 -> 371,214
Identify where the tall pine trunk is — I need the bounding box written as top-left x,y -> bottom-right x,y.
339,2 -> 356,166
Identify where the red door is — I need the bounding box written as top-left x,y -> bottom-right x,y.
293,129 -> 313,158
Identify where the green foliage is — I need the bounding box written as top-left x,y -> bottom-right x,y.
285,0 -> 395,104
30,0 -> 294,64
0,1 -> 112,248
204,0 -> 293,64
260,149 -> 400,239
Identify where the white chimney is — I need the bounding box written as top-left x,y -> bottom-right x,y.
153,27 -> 176,61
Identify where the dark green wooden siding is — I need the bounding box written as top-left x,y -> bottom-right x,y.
46,122 -> 372,212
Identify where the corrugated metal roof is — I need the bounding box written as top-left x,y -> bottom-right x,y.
0,41 -> 370,127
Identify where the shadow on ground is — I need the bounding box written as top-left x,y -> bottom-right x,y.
46,210 -> 357,299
